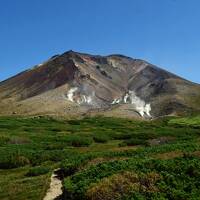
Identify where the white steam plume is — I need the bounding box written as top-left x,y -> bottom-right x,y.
67,87 -> 78,102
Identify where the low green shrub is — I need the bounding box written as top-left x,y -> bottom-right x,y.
61,160 -> 78,176
44,143 -> 66,150
26,166 -> 50,176
64,135 -> 93,147
168,116 -> 200,128
111,132 -> 133,140
60,153 -> 97,176
64,156 -> 200,199
28,149 -> 77,166
0,116 -> 200,200
119,138 -> 148,147
68,120 -> 81,125
93,135 -> 109,143
0,154 -> 30,169
0,135 -> 10,145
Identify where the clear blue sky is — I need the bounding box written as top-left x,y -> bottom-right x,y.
0,0 -> 200,83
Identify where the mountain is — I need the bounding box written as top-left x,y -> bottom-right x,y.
0,50 -> 199,118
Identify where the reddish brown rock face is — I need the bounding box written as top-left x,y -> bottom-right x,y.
0,50 -> 199,117
0,55 -> 78,100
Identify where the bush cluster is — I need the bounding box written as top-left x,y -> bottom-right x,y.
26,166 -> 50,177
64,136 -> 93,147
0,154 -> 30,169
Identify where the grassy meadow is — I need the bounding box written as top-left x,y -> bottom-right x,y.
0,116 -> 200,200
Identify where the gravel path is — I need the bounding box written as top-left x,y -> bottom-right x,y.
43,169 -> 63,200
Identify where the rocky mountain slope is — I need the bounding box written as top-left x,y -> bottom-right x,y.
0,50 -> 199,118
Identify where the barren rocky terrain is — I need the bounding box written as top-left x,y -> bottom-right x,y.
0,51 -> 199,118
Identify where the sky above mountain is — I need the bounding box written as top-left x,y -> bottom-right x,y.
0,0 -> 200,83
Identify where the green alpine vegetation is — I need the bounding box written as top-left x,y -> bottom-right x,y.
0,115 -> 200,200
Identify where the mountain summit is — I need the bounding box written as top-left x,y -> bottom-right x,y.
0,51 -> 199,118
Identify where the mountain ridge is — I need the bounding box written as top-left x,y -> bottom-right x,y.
0,50 -> 199,118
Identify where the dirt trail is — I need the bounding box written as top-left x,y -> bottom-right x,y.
43,169 -> 63,200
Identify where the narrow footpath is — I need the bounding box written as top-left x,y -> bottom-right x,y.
43,169 -> 63,200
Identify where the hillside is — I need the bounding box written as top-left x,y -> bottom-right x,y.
0,51 -> 199,118
0,116 -> 200,200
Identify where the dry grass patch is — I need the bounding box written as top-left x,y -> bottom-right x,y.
9,137 -> 31,144
148,136 -> 175,146
191,151 -> 200,157
86,171 -> 161,200
153,151 -> 183,160
111,145 -> 139,152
